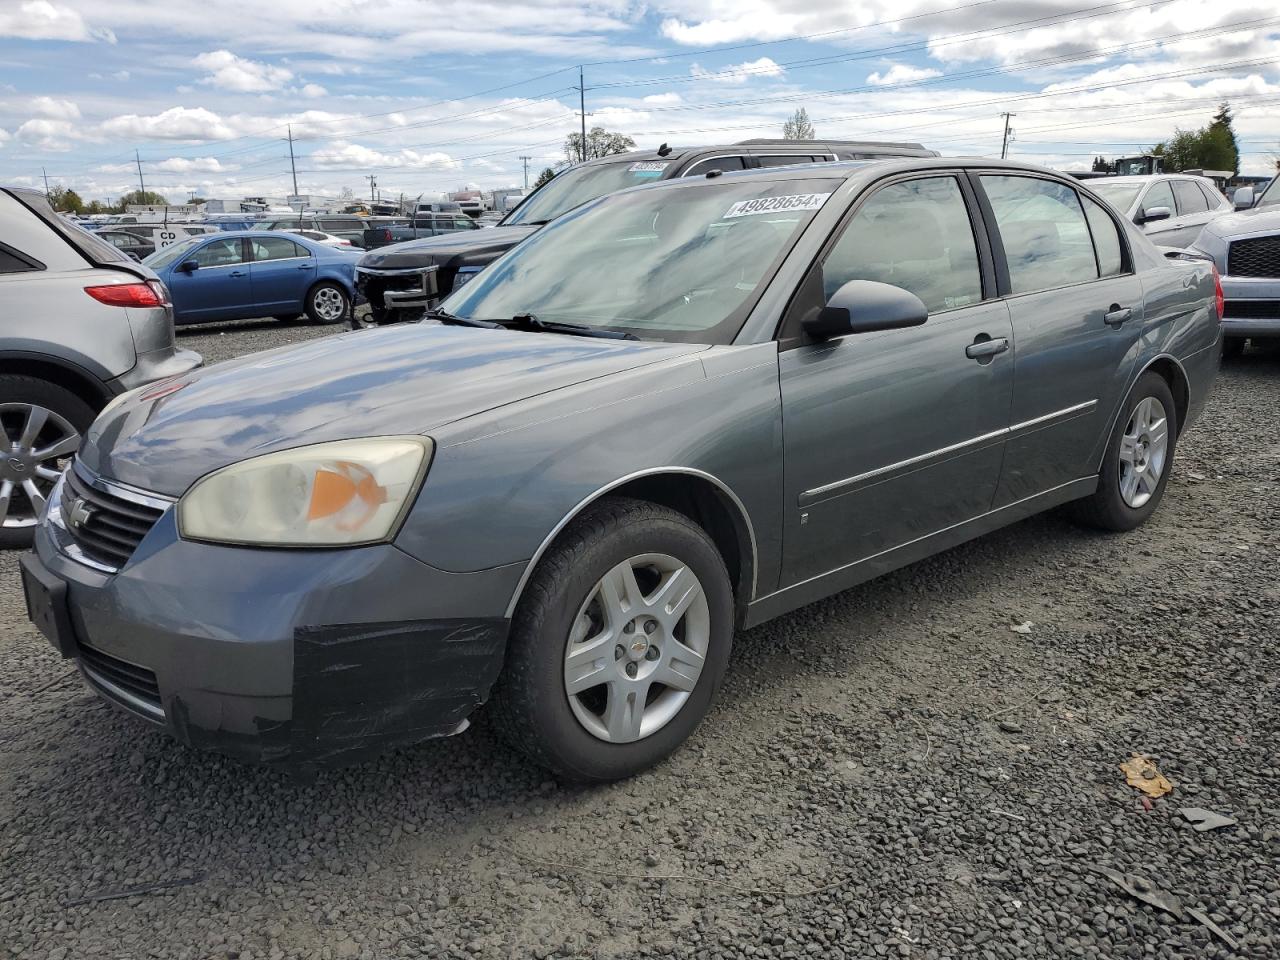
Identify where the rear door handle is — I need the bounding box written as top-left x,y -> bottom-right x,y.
228,270 -> 247,278
1104,305 -> 1132,327
966,337 -> 1009,360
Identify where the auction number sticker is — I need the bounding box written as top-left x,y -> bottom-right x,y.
723,192 -> 832,218
629,161 -> 670,172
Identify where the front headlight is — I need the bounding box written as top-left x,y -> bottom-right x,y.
178,437 -> 432,546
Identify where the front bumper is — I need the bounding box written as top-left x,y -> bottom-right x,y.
355,265 -> 441,311
24,504 -> 520,768
1220,274 -> 1280,338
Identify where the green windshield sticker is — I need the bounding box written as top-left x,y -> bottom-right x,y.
723,193 -> 832,218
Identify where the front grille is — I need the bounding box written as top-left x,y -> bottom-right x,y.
79,642 -> 163,717
63,467 -> 165,570
1228,236 -> 1280,278
1223,299 -> 1280,320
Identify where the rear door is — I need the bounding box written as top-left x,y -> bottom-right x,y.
976,173 -> 1144,504
778,172 -> 1014,583
1169,179 -> 1215,247
168,236 -> 254,322
248,236 -> 312,313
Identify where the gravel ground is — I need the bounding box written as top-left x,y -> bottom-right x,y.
1,322 -> 1277,960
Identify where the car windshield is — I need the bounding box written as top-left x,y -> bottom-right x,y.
445,177 -> 839,343
1090,181 -> 1143,212
503,159 -> 677,226
143,236 -> 203,269
1257,177 -> 1279,208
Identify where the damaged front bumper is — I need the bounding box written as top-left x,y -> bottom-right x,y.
24,519 -> 519,768
355,264 -> 441,312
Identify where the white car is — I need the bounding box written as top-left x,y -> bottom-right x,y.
282,228 -> 353,248
1090,174 -> 1232,248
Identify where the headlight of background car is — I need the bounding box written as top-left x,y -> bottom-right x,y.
453,267 -> 481,288
178,437 -> 432,546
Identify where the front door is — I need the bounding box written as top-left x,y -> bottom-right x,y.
169,237 -> 253,322
976,174 -> 1145,505
779,174 -> 1015,585
249,235 -> 313,313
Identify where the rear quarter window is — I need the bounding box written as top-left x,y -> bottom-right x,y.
0,242 -> 44,274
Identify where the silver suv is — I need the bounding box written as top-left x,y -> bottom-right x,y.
0,187 -> 201,546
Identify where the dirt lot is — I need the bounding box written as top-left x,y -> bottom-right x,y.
2,318 -> 1277,960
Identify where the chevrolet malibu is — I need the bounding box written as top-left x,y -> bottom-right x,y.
22,159 -> 1221,781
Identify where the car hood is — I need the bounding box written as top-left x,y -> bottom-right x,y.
80,323 -> 706,496
358,225 -> 538,269
1199,206 -> 1280,239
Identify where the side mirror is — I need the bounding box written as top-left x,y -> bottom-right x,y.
803,279 -> 929,340
1140,205 -> 1172,224
1232,186 -> 1255,210
179,259 -> 199,273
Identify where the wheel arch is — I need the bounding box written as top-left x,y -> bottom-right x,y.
503,467 -> 759,627
0,352 -> 113,411
1138,353 -> 1190,435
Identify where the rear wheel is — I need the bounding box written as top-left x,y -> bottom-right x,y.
0,376 -> 93,548
304,282 -> 351,325
491,498 -> 734,781
1069,371 -> 1177,532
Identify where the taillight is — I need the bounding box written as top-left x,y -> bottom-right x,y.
1212,264 -> 1224,321
84,282 -> 165,308
383,229 -> 392,241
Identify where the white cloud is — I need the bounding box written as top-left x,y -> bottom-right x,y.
0,0 -> 114,43
867,64 -> 942,86
31,96 -> 80,120
153,156 -> 230,172
309,141 -> 459,171
642,92 -> 683,105
690,57 -> 785,84
299,82 -> 328,98
112,69 -> 130,81
0,128 -> 10,145
15,117 -> 78,150
99,106 -> 239,141
193,49 -> 292,93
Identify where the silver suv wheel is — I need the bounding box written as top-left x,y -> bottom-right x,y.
0,402 -> 79,529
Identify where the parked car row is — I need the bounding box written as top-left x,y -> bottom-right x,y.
21,155 -> 1223,785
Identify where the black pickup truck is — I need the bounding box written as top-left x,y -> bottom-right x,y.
361,213 -> 483,250
355,137 -> 937,325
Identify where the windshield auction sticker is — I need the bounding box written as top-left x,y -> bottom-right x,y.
722,193 -> 833,218
628,161 -> 670,172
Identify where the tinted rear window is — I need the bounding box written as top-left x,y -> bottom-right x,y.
9,190 -> 132,266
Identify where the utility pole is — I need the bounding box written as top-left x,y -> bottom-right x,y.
1000,112 -> 1016,160
365,174 -> 377,205
519,155 -> 531,189
578,65 -> 587,162
286,124 -> 299,198
135,149 -> 146,201
41,166 -> 50,200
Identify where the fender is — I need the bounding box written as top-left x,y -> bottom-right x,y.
0,346 -> 116,403
1093,351 -> 1192,473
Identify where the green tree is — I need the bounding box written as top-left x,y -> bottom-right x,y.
533,167 -> 557,189
564,126 -> 636,164
1151,104 -> 1239,174
114,189 -> 169,211
782,107 -> 816,140
85,199 -> 106,215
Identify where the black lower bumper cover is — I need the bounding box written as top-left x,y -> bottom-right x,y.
169,617 -> 509,769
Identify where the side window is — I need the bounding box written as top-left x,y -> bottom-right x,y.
684,156 -> 747,176
758,154 -> 812,168
1082,196 -> 1125,278
0,244 -> 42,274
981,175 -> 1096,294
251,237 -> 303,261
822,176 -> 982,313
1172,180 -> 1209,215
1140,180 -> 1175,218
192,238 -> 247,267
319,219 -> 348,232
1198,182 -> 1226,209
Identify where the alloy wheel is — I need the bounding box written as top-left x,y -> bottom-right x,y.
0,403 -> 79,529
1118,396 -> 1169,509
313,286 -> 347,321
563,553 -> 711,743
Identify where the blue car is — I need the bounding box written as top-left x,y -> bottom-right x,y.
142,231 -> 361,326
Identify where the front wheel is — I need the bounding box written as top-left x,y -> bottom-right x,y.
491,498 -> 734,782
1069,371 -> 1177,532
305,282 -> 351,325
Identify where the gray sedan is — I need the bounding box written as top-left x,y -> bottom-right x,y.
22,158 -> 1221,781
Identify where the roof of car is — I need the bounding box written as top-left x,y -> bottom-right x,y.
1091,173 -> 1217,184
578,138 -> 936,168
626,156 -> 1089,186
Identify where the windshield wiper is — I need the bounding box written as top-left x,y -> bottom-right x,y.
499,313 -> 638,340
425,307 -> 502,329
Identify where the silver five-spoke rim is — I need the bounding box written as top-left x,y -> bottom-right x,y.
1118,396 -> 1168,509
313,286 -> 346,321
0,403 -> 79,529
564,553 -> 711,744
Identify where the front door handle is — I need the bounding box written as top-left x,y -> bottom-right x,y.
1104,305 -> 1132,327
228,270 -> 247,278
965,336 -> 1009,361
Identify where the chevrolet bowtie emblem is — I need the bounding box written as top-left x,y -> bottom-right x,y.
66,497 -> 93,530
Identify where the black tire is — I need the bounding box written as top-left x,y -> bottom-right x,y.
1222,336 -> 1246,359
0,375 -> 96,549
490,497 -> 734,782
304,282 -> 351,325
1069,371 -> 1178,532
